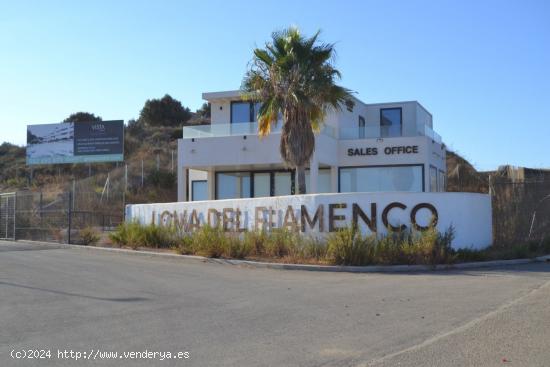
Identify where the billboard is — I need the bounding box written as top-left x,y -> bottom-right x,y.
26,120 -> 124,165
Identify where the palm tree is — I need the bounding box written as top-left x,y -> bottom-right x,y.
242,27 -> 354,194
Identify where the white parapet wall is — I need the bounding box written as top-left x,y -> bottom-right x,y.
126,192 -> 493,250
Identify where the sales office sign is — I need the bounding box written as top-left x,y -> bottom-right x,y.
347,145 -> 419,156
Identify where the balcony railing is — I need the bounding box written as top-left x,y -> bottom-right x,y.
181,122 -> 440,143
339,125 -> 442,144
182,122 -> 337,139
182,122 -> 280,138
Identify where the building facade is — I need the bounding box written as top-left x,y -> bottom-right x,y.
177,90 -> 446,202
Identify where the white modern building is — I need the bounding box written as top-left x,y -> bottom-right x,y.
177,90 -> 446,202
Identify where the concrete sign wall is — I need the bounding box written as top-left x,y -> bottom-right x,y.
126,192 -> 493,249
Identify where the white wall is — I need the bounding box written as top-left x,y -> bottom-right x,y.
210,100 -> 231,124
127,192 -> 492,250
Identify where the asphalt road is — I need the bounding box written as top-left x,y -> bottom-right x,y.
1,241 -> 549,367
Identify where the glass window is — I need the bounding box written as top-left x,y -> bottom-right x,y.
231,102 -> 251,124
380,108 -> 402,137
253,102 -> 262,122
274,172 -> 292,196
231,101 -> 262,124
305,169 -> 332,193
318,169 -> 332,193
253,173 -> 271,198
191,180 -> 207,201
340,166 -> 423,193
430,166 -> 438,192
358,116 -> 365,139
216,172 -> 251,199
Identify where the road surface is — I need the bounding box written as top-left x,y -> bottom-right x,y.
1,241 -> 549,366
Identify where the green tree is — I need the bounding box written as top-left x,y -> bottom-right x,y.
139,94 -> 192,127
63,112 -> 102,123
196,102 -> 211,118
243,27 -> 354,194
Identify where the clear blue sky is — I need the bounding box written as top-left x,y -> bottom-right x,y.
1,0 -> 549,171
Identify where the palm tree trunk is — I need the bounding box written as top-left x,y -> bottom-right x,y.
297,165 -> 307,194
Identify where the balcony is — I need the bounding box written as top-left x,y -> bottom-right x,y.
182,122 -> 337,139
339,125 -> 442,144
181,122 -> 444,143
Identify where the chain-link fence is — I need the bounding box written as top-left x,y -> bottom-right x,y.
13,190 -> 123,243
0,192 -> 16,240
3,163 -> 549,247
491,177 -> 550,246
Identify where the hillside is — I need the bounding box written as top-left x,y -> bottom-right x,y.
445,150 -> 489,193
0,120 -> 203,205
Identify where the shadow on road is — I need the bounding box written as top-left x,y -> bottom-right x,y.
0,281 -> 150,303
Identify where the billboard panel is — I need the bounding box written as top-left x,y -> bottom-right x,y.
26,120 -> 124,165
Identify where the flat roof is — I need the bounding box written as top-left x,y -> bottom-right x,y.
202,90 -> 431,116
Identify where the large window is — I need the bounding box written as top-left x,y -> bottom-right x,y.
274,172 -> 292,196
305,169 -> 332,193
216,172 -> 251,199
380,108 -> 402,137
253,173 -> 271,198
231,101 -> 261,123
216,170 -> 294,199
340,165 -> 423,193
191,180 -> 207,201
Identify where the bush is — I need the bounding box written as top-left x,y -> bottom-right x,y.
327,227 -> 375,266
172,235 -> 193,255
146,170 -> 176,189
263,228 -> 297,258
326,225 -> 456,266
225,234 -> 253,259
142,224 -> 176,248
78,227 -> 100,246
191,225 -> 226,258
107,222 -> 520,267
242,230 -> 268,256
109,222 -> 145,250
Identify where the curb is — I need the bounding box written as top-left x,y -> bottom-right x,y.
5,239 -> 550,273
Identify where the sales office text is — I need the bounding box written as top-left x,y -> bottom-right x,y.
348,145 -> 419,156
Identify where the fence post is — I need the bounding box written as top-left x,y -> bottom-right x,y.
39,191 -> 43,228
67,191 -> 73,244
13,192 -> 17,241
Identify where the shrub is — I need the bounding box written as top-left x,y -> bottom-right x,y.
242,230 -> 268,256
263,228 -> 296,258
172,234 -> 193,255
142,224 -> 175,248
191,225 -> 226,258
326,225 -> 457,266
285,235 -> 328,264
326,227 -> 374,266
109,222 -> 145,250
146,170 -> 176,189
225,234 -> 253,259
78,227 -> 100,246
